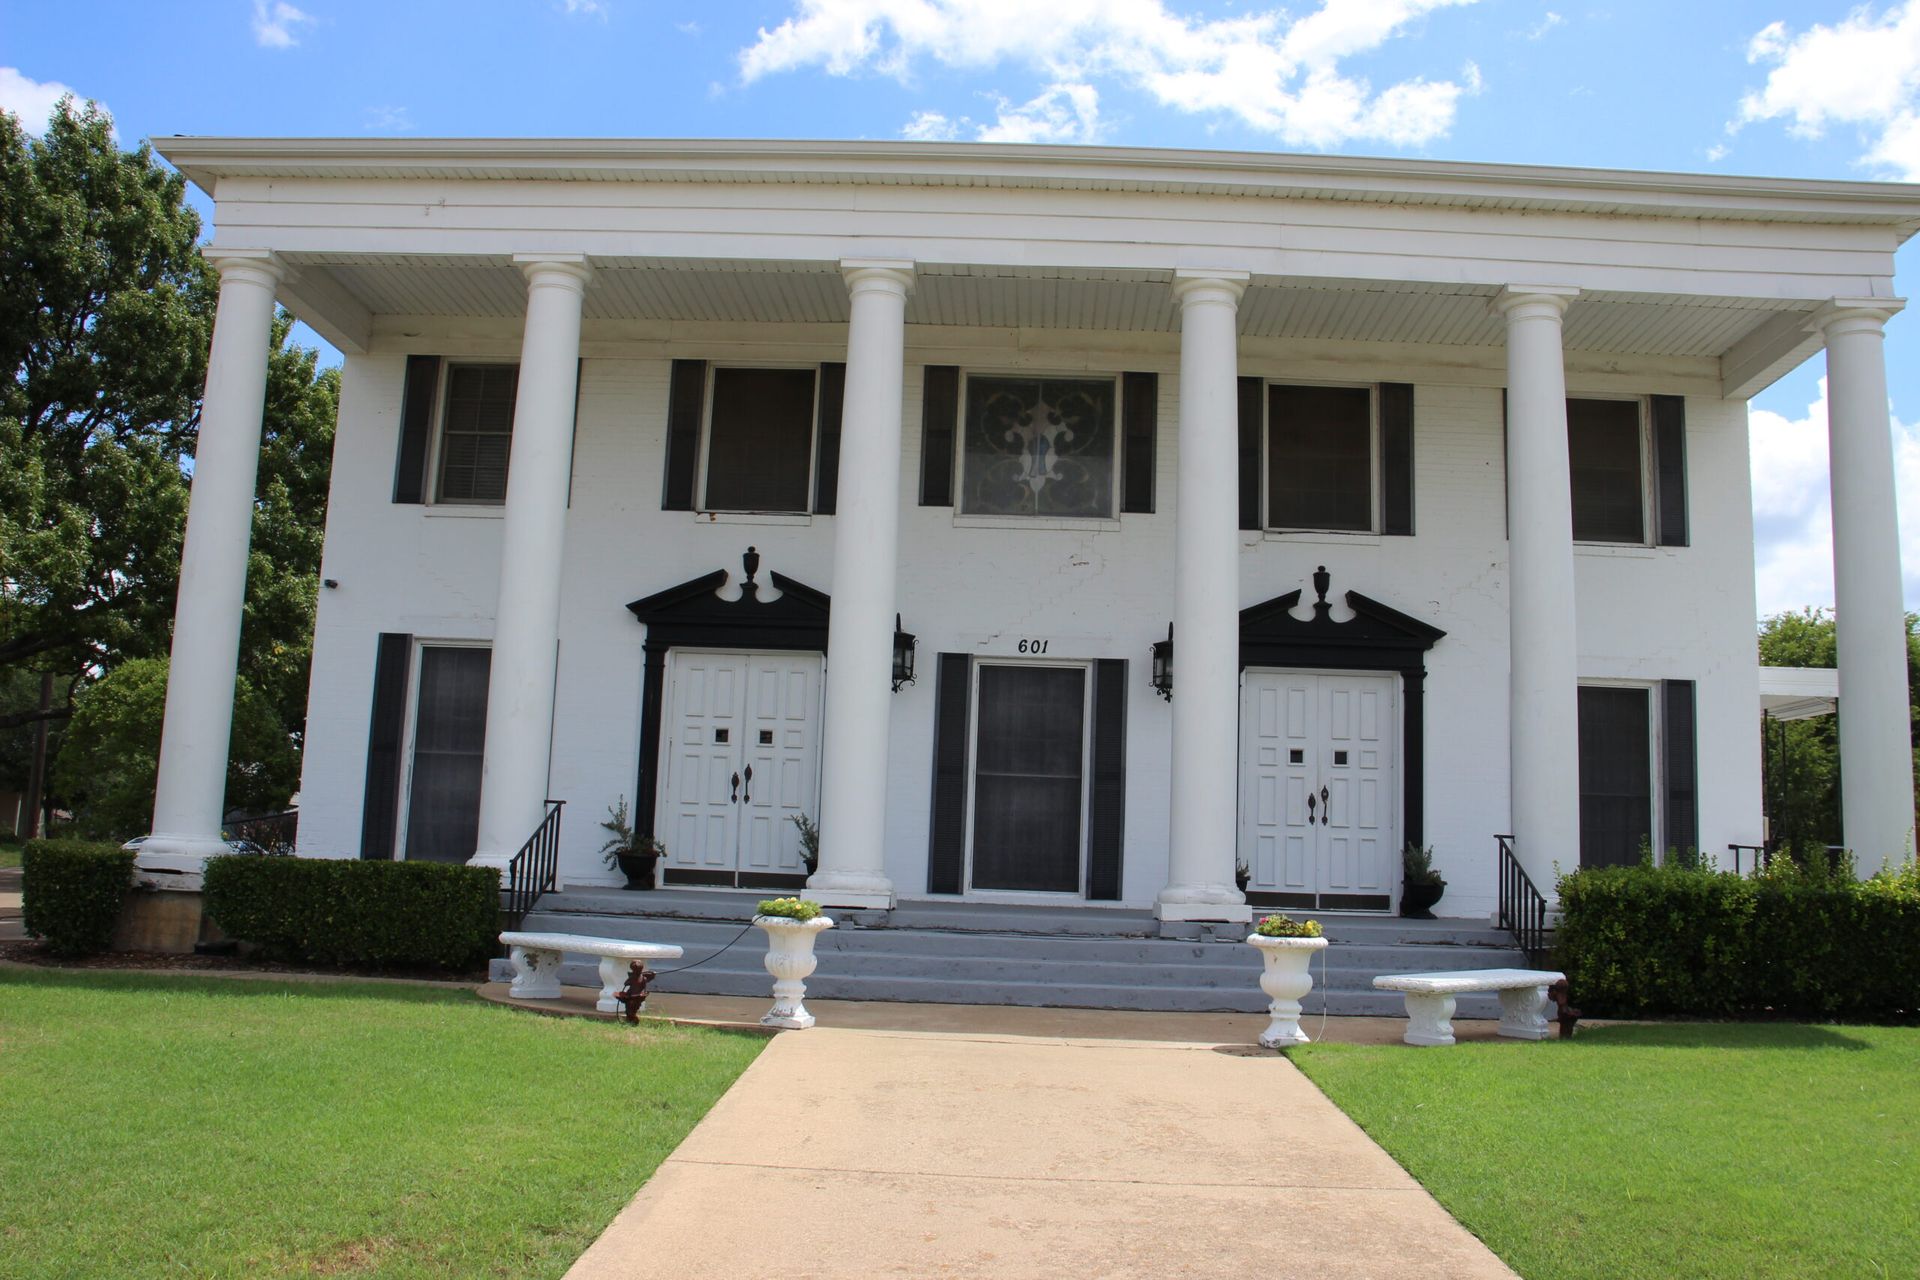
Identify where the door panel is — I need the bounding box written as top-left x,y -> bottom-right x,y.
1241,670 -> 1397,909
970,665 -> 1087,893
659,650 -> 821,886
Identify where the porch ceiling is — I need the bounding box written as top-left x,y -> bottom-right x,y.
285,253 -> 1814,363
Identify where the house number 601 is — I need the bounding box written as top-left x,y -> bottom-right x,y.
1016,639 -> 1050,654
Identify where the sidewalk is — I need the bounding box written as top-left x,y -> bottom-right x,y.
0,868 -> 24,943
565,1017 -> 1518,1279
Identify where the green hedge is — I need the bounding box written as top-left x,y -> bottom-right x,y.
1555,858 -> 1920,1019
203,856 -> 500,969
21,839 -> 136,957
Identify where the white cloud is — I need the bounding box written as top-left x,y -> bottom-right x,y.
1705,142 -> 1729,162
902,109 -> 959,141
1734,2 -> 1920,179
1521,12 -> 1563,40
561,0 -> 610,17
0,67 -> 90,132
1749,378 -> 1920,614
253,1 -> 318,49
742,0 -> 1482,149
364,104 -> 413,132
977,82 -> 1101,143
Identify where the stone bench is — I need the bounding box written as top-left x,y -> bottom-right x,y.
1372,968 -> 1565,1046
499,931 -> 684,1015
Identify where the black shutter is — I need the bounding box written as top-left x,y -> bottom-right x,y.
1651,394 -> 1689,547
1121,372 -> 1157,514
392,355 -> 439,504
1238,375 -> 1263,530
1087,659 -> 1128,899
661,358 -> 706,511
814,361 -> 846,515
1380,382 -> 1415,536
359,633 -> 412,858
920,365 -> 960,507
927,653 -> 971,894
1663,679 -> 1698,858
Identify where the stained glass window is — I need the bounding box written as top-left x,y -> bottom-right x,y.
961,375 -> 1116,518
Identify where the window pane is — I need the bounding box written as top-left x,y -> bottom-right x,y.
436,364 -> 518,503
1568,398 -> 1644,543
961,376 -> 1116,518
405,647 -> 491,863
1267,384 -> 1372,531
705,367 -> 816,512
1577,685 -> 1652,869
971,665 -> 1086,892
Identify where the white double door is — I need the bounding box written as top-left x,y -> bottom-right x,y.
658,650 -> 822,886
1239,670 -> 1398,909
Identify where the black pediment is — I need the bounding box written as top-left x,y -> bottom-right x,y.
1240,565 -> 1444,674
626,547 -> 830,654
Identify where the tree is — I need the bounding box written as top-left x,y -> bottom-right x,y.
1757,607 -> 1920,855
0,98 -> 335,810
50,658 -> 298,840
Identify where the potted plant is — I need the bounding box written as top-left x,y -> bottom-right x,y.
599,798 -> 665,890
789,813 -> 820,877
1234,858 -> 1251,893
1400,842 -> 1446,919
1245,914 -> 1328,1047
753,897 -> 835,1029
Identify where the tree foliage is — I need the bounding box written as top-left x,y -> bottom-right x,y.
1757,607 -> 1920,856
0,98 -> 335,820
50,657 -> 298,840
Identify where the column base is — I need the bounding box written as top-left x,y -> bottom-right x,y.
129,834 -> 233,892
1155,896 -> 1253,924
806,871 -> 896,910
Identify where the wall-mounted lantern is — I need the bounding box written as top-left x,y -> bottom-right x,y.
1150,622 -> 1173,702
892,613 -> 917,691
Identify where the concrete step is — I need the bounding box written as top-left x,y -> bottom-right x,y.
510,902 -> 1528,1017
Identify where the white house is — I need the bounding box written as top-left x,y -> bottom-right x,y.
135,138 -> 1920,929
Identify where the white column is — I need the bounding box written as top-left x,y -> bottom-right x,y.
139,249 -> 286,885
1817,298 -> 1915,869
807,259 -> 914,909
470,254 -> 591,869
1496,285 -> 1583,893
1159,268 -> 1252,924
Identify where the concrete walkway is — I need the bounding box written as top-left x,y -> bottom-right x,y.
566,1017 -> 1518,1279
0,868 -> 25,943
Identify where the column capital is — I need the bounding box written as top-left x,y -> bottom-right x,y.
1491,284 -> 1580,320
203,247 -> 289,291
513,252 -> 593,290
840,258 -> 916,297
1811,296 -> 1906,339
1171,268 -> 1251,306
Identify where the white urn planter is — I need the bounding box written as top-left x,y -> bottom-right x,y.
754,914 -> 835,1029
1247,934 -> 1330,1047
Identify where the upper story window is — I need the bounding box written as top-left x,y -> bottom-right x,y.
1567,397 -> 1646,544
1265,382 -> 1376,533
434,363 -> 519,504
702,366 -> 819,513
960,374 -> 1118,519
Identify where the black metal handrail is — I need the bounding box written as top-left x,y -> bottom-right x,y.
502,800 -> 564,934
1727,843 -> 1768,876
1495,834 -> 1551,968
227,809 -> 298,854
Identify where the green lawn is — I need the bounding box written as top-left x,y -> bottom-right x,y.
0,969 -> 764,1278
1291,1023 -> 1919,1280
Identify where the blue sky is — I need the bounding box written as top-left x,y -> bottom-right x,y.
6,0 -> 1920,616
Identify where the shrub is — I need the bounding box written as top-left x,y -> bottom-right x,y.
1555,859 -> 1920,1019
203,856 -> 500,969
756,897 -> 821,921
20,839 -> 135,956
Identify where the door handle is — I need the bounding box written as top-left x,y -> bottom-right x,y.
742,763 -> 753,804
1306,791 -> 1316,821
730,771 -> 740,804
1320,784 -> 1330,825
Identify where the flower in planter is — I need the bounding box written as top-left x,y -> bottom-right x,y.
756,897 -> 822,921
1254,913 -> 1323,939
